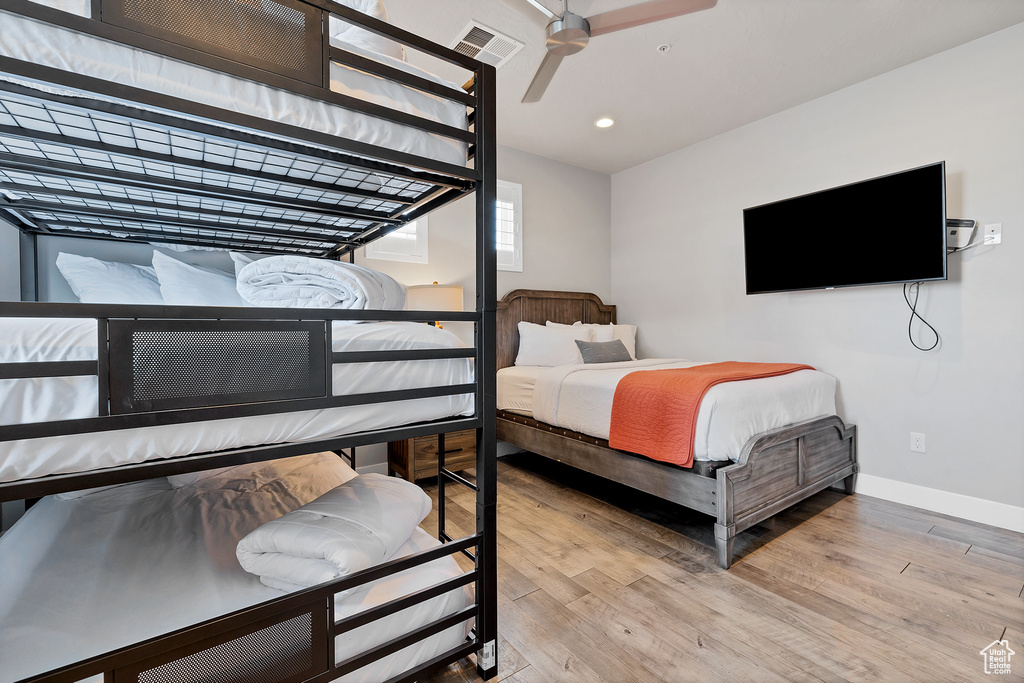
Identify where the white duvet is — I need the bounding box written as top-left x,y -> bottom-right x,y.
0,318 -> 474,483
500,359 -> 837,462
237,473 -> 432,591
236,256 -> 407,309
0,453 -> 473,683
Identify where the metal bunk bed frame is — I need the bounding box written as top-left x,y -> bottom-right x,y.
0,0 -> 498,681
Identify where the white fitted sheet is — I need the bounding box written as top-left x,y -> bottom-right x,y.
0,319 -> 474,483
497,360 -> 837,462
1,6 -> 469,166
495,364 -> 540,416
0,452 -> 473,683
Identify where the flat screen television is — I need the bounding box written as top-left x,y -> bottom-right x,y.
743,162 -> 947,294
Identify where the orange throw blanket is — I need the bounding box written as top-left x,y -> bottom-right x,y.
609,362 -> 814,468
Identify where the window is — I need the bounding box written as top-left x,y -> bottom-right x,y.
364,216 -> 428,263
496,180 -> 522,272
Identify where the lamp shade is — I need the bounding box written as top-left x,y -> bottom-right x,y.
405,283 -> 464,312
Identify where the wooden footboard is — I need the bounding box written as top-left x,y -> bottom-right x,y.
714,415 -> 857,568
497,411 -> 857,570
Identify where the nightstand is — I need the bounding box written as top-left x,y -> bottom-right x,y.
387,429 -> 477,482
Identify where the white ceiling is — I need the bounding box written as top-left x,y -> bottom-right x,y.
382,0 -> 1024,175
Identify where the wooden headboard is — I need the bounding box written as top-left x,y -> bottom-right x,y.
496,289 -> 616,370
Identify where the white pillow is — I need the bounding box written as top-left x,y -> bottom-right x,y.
55,253 -> 163,305
166,466 -> 238,489
152,251 -> 244,306
515,321 -> 591,367
610,323 -> 637,360
328,0 -> 405,61
547,320 -> 615,342
547,321 -> 638,360
166,456 -> 322,490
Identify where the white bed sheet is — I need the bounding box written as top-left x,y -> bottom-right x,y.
1,5 -> 468,166
495,364 -> 540,416
0,319 -> 474,483
0,452 -> 473,683
497,359 -> 836,462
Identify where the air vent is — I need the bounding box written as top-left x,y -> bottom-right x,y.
450,21 -> 524,69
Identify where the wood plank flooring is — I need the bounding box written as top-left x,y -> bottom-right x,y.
420,453 -> 1024,683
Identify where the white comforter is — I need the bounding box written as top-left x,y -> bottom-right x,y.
236,256 -> 406,309
237,474 -> 432,591
515,359 -> 837,462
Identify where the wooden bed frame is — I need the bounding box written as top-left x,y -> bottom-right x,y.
495,289 -> 858,569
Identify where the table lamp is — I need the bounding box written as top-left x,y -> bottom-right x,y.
405,282 -> 463,328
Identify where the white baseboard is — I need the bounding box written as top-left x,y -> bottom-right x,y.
356,462 -> 389,476
855,474 -> 1024,533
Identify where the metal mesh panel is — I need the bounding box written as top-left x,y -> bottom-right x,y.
0,88 -> 432,202
27,212 -> 335,254
132,330 -> 312,401
0,170 -> 371,231
0,77 -> 457,255
0,134 -> 415,213
119,0 -> 311,75
136,612 -> 313,683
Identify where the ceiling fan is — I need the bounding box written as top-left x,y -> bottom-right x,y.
516,0 -> 717,103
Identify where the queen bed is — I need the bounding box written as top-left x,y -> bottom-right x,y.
495,289 -> 857,569
0,0 -> 499,680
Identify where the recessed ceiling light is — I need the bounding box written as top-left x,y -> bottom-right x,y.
657,44 -> 671,54
594,117 -> 615,128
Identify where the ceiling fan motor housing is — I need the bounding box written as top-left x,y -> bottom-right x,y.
546,12 -> 591,55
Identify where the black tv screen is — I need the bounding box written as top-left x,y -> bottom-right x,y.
743,162 -> 947,294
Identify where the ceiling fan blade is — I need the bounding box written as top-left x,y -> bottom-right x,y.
587,0 -> 716,37
521,52 -> 564,103
522,0 -> 558,20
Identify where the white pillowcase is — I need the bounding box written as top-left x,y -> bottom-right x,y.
152,251 -> 244,306
328,0 -> 405,61
515,321 -> 592,367
547,321 -> 638,360
55,253 -> 164,305
166,454 -> 344,490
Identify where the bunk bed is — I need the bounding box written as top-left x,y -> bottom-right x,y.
494,289 -> 857,569
0,1 -> 498,681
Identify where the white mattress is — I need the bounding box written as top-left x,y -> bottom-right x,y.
0,452 -> 473,683
0,5 -> 469,166
497,359 -> 837,462
0,319 -> 474,483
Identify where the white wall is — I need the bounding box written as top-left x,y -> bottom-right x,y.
0,218 -> 20,301
611,24 -> 1024,510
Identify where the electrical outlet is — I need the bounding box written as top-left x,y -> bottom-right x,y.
984,223 -> 1002,245
910,432 -> 926,453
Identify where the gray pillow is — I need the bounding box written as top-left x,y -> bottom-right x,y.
575,339 -> 632,364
